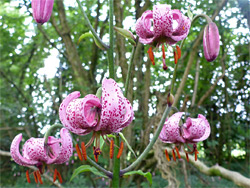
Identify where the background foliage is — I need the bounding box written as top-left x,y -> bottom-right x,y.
0,0 -> 249,187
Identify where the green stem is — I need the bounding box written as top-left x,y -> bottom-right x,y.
76,0 -> 108,50
44,124 -> 63,145
108,0 -> 115,79
124,46 -> 136,97
86,156 -> 113,178
112,136 -> 120,187
120,105 -> 172,174
192,14 -> 212,24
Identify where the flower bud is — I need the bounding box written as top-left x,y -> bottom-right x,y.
31,0 -> 54,24
167,93 -> 174,107
203,22 -> 220,62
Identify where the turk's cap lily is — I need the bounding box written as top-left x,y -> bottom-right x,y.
10,128 -> 73,166
135,4 -> 191,46
159,112 -> 210,144
31,0 -> 54,24
203,22 -> 220,62
59,78 -> 134,135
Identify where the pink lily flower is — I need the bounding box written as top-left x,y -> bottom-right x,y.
59,78 -> 134,161
135,4 -> 190,69
135,4 -> 191,46
10,128 -> 73,167
31,0 -> 54,24
159,112 -> 210,161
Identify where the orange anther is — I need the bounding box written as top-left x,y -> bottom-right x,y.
174,51 -> 178,64
175,147 -> 181,159
81,142 -> 87,161
183,26 -> 185,30
26,170 -> 31,183
147,47 -> 155,65
36,171 -> 43,184
165,149 -> 170,161
117,141 -> 124,159
110,139 -> 114,159
195,150 -> 199,161
33,171 -> 38,184
57,171 -> 63,184
75,143 -> 83,161
94,154 -> 99,163
176,45 -> 181,59
186,153 -> 189,163
172,149 -> 176,161
162,44 -> 166,59
53,169 -> 58,182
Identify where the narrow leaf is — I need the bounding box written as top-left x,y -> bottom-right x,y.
70,165 -> 108,181
119,132 -> 137,158
123,170 -> 152,185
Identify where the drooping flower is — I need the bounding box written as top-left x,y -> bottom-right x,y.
59,78 -> 134,161
31,0 -> 54,24
203,22 -> 220,62
10,128 -> 72,183
159,112 -> 210,161
135,4 -> 191,69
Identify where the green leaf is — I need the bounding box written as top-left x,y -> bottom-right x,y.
78,32 -> 107,50
114,26 -> 136,46
70,165 -> 108,181
119,132 -> 137,158
123,170 -> 152,185
187,6 -> 193,20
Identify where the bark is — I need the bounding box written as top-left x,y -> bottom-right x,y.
165,147 -> 250,188
173,0 -> 228,107
51,0 -> 88,94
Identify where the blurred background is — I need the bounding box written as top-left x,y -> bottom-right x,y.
0,0 -> 249,187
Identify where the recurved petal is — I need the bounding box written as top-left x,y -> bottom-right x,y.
161,112 -> 186,143
53,128 -> 73,164
10,134 -> 38,166
182,114 -> 210,142
45,136 -> 61,164
59,91 -> 92,135
135,10 -> 154,41
153,4 -> 173,38
170,11 -> 191,43
97,78 -> 133,133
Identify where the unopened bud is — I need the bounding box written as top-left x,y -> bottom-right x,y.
32,0 -> 54,25
203,22 -> 220,62
167,93 -> 174,107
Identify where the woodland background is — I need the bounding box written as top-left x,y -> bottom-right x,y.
0,0 -> 249,187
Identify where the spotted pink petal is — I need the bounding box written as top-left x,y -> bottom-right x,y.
59,91 -> 95,135
153,4 -> 173,38
96,78 -> 134,133
135,10 -> 155,44
53,128 -> 73,164
10,134 -> 38,166
46,136 -> 61,164
159,112 -> 186,143
182,114 -> 210,142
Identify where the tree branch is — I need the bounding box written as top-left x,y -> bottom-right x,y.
165,147 -> 250,188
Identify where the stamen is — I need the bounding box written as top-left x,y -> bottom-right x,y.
36,171 -> 43,184
195,149 -> 199,161
53,169 -> 57,182
75,143 -> 83,161
33,171 -> 38,184
162,44 -> 166,59
183,26 -> 185,30
117,141 -> 124,159
176,45 -> 181,59
147,47 -> 155,65
174,51 -> 178,64
110,139 -> 114,159
165,149 -> 170,161
26,170 -> 31,183
94,155 -> 99,163
81,142 -> 87,161
172,149 -> 176,161
185,153 -> 189,163
57,171 -> 63,184
175,147 -> 181,159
